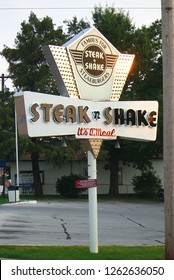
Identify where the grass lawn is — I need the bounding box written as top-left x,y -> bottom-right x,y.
0,245 -> 164,260
0,196 -> 9,204
0,194 -> 160,205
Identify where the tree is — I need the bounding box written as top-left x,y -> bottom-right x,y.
63,8 -> 163,197
120,21 -> 163,166
56,174 -> 85,198
0,90 -> 15,161
93,6 -> 135,52
92,7 -> 135,196
1,12 -> 68,197
64,16 -> 90,39
1,12 -> 65,94
124,20 -> 162,101
0,89 -> 15,194
132,169 -> 162,198
1,9 -> 163,198
92,7 -> 163,196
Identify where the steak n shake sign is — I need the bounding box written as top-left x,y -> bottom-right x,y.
70,34 -> 118,87
15,91 -> 158,141
14,27 -> 158,150
14,26 -> 158,254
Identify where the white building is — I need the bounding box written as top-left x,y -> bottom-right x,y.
5,157 -> 163,195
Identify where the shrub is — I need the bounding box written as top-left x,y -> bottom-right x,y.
132,169 -> 162,198
56,174 -> 85,198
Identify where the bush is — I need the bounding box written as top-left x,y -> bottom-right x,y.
132,169 -> 162,198
56,174 -> 85,198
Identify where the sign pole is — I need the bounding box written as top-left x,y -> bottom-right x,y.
15,108 -> 19,187
87,150 -> 98,253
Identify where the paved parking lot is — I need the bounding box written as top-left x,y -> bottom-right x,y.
0,200 -> 164,246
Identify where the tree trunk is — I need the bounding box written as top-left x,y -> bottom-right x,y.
108,151 -> 119,197
31,151 -> 43,197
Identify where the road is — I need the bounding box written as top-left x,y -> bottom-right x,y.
0,200 -> 164,246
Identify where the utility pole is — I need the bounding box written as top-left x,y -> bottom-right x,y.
161,0 -> 174,259
0,74 -> 12,92
0,74 -> 5,92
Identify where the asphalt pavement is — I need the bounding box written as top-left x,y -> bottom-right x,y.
0,200 -> 164,246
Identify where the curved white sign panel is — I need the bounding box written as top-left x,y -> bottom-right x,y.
15,91 -> 158,141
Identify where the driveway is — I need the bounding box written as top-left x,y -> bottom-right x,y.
0,200 -> 164,246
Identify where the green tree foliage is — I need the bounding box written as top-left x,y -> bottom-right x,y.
0,90 -> 15,161
93,6 -> 135,52
0,13 -> 75,197
92,7 -> 163,196
126,20 -> 162,101
56,174 -> 85,198
64,16 -> 90,39
1,12 -> 65,94
0,8 -> 163,198
0,89 -> 15,195
120,20 -> 163,166
132,169 -> 162,198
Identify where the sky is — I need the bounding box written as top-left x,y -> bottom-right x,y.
0,0 -> 161,90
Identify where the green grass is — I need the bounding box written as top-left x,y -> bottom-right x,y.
0,196 -> 8,204
0,245 -> 164,260
0,194 -> 161,204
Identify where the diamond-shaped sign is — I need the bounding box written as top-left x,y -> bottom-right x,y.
42,27 -> 134,157
43,27 -> 134,101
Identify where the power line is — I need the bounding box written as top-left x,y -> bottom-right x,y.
0,7 -> 161,11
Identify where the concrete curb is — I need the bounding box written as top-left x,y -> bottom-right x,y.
1,200 -> 37,206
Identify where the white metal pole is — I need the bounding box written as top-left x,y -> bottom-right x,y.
87,150 -> 98,253
15,108 -> 19,186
